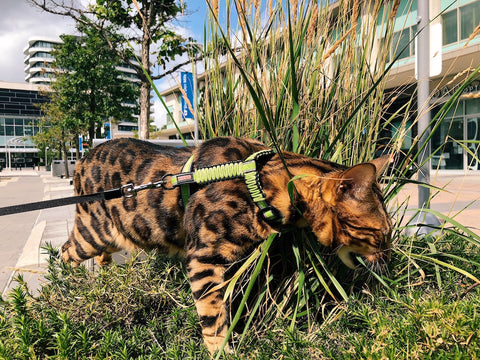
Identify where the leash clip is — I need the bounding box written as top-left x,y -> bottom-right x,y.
121,183 -> 137,198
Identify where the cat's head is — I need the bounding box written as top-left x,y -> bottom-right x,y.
303,157 -> 392,269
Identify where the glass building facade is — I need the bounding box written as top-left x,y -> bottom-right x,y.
0,82 -> 47,169
382,0 -> 480,173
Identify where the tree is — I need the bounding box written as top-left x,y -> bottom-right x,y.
33,23 -> 139,177
53,24 -> 139,143
29,0 -> 196,139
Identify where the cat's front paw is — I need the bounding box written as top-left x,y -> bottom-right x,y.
204,335 -> 232,356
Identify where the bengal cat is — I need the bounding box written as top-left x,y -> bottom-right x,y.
62,137 -> 392,354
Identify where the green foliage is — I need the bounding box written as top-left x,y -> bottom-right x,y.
201,0 -> 397,165
0,247 -> 208,359
13,0 -> 480,358
90,0 -> 194,139
0,242 -> 479,359
39,23 -> 138,145
92,0 -> 187,67
196,0 -> 480,356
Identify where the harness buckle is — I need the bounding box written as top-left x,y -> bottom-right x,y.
258,205 -> 282,223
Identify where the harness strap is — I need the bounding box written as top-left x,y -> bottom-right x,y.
170,149 -> 281,223
178,155 -> 195,209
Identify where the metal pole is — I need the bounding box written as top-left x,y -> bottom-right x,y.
192,55 -> 199,141
417,1 -> 431,208
7,143 -> 10,170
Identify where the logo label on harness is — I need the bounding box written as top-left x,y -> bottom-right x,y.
177,173 -> 194,183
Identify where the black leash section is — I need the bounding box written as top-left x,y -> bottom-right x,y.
0,180 -> 168,217
0,188 -> 122,217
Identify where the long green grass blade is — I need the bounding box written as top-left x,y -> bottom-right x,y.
408,253 -> 480,284
214,233 -> 277,359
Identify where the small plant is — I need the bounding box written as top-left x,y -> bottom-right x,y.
0,246 -> 210,359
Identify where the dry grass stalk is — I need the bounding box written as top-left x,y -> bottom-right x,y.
290,0 -> 298,24
306,3 -> 318,45
317,25 -> 356,67
211,0 -> 219,17
390,0 -> 401,21
235,0 -> 248,45
464,24 -> 480,48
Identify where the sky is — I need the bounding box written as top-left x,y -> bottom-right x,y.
0,0 -> 209,128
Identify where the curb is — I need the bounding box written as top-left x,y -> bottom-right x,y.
16,220 -> 47,268
2,220 -> 47,297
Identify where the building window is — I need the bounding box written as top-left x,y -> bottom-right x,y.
31,41 -> 57,49
31,51 -> 54,59
166,105 -> 174,125
442,1 -> 480,45
118,124 -> 138,132
460,1 -> 480,40
387,25 -> 417,62
442,9 -> 458,45
432,99 -> 480,171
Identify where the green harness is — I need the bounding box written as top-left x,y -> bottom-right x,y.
169,149 -> 281,224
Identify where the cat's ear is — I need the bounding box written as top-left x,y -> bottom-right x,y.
339,163 -> 377,195
369,155 -> 393,179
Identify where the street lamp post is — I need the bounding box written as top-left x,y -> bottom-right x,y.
417,1 -> 431,209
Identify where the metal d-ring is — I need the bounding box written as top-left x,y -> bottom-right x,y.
160,174 -> 175,190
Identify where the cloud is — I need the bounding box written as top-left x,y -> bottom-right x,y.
0,0 -> 76,83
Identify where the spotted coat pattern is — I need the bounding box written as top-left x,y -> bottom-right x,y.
62,137 -> 392,354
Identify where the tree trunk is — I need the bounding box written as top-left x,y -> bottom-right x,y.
139,10 -> 151,140
61,130 -> 70,178
75,133 -> 80,160
139,81 -> 151,139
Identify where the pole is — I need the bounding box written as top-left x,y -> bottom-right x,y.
7,143 -> 10,170
417,1 -> 431,208
192,54 -> 199,142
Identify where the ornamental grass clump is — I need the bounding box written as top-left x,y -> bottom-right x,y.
198,0 -> 480,356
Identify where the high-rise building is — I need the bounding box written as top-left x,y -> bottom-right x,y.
22,35 -> 142,138
23,37 -> 62,85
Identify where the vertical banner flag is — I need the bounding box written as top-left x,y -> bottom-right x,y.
104,123 -> 111,139
181,72 -> 194,120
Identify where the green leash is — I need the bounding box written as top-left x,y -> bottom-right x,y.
170,149 -> 281,223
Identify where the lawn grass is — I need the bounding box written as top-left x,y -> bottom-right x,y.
0,236 -> 478,359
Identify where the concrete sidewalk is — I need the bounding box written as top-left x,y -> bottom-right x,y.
1,170 -> 479,297
393,174 -> 480,235
1,170 -> 74,296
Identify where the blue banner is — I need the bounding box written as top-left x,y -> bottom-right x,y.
104,123 -> 111,139
181,72 -> 194,120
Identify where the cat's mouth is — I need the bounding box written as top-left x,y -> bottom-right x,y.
337,247 -> 360,269
337,246 -> 387,269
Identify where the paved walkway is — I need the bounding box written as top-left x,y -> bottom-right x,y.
0,170 -> 479,296
393,174 -> 480,235
0,170 -> 74,296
